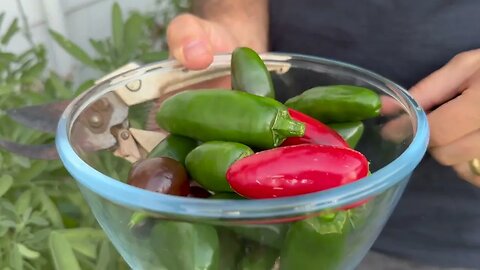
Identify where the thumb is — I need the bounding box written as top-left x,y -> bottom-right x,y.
166,14 -> 214,70
409,50 -> 480,111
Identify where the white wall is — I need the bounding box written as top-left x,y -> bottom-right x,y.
1,0 -> 161,82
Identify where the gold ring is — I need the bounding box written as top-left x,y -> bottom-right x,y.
469,158 -> 480,176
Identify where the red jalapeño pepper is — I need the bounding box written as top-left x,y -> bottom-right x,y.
226,144 -> 369,199
281,108 -> 349,148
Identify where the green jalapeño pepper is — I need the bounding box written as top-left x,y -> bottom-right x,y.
217,228 -> 243,270
185,141 -> 254,192
147,134 -> 198,165
231,47 -> 275,98
285,85 -> 381,123
208,192 -> 245,200
328,121 -> 365,149
150,220 -> 220,270
280,211 -> 352,270
231,223 -> 289,250
239,243 -> 279,270
156,90 -> 305,149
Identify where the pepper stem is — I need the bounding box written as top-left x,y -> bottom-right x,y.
128,211 -> 149,229
272,111 -> 305,144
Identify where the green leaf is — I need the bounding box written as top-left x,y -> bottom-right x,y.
11,155 -> 31,168
49,231 -> 82,270
15,190 -> 32,214
0,52 -> 16,63
10,243 -> 24,270
12,58 -> 33,76
15,160 -> 47,184
29,228 -> 51,245
74,79 -> 95,95
45,160 -> 65,171
46,72 -> 70,99
27,215 -> 49,226
0,225 -> 8,237
95,240 -> 111,270
2,18 -> 19,45
89,39 -> 108,56
104,38 -> 117,65
54,199 -> 81,228
64,192 -> 95,226
34,44 -> 46,58
93,59 -> 112,73
111,2 -> 124,52
16,47 -> 37,62
38,189 -> 64,229
48,29 -> 98,69
16,243 -> 40,259
1,200 -> 16,216
20,61 -> 46,83
0,219 -> 13,236
122,13 -> 145,59
58,228 -> 105,259
0,220 -> 16,228
138,51 -> 169,63
0,85 -> 11,96
21,207 -> 33,225
0,174 -> 13,197
0,13 -> 5,30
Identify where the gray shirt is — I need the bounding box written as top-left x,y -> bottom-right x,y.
269,1 -> 480,268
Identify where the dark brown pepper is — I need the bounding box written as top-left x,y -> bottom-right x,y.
188,185 -> 212,198
127,157 -> 190,196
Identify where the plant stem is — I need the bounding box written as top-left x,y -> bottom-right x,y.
16,0 -> 35,48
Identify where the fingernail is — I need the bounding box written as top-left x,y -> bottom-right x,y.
183,40 -> 209,61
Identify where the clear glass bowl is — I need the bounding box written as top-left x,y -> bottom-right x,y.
56,53 -> 429,270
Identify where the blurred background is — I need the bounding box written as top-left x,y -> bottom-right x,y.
0,1 -> 189,269
2,0 -> 188,83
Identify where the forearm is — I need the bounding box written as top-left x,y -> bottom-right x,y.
191,0 -> 269,51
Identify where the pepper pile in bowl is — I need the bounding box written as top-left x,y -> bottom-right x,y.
126,47 -> 381,201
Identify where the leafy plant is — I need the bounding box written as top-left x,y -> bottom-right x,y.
0,1 -> 189,269
0,11 -> 129,269
49,2 -> 171,74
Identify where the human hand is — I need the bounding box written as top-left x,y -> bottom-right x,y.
166,14 -> 240,70
401,49 -> 480,186
166,0 -> 269,70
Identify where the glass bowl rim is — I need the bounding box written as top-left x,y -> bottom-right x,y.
55,52 -> 430,220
